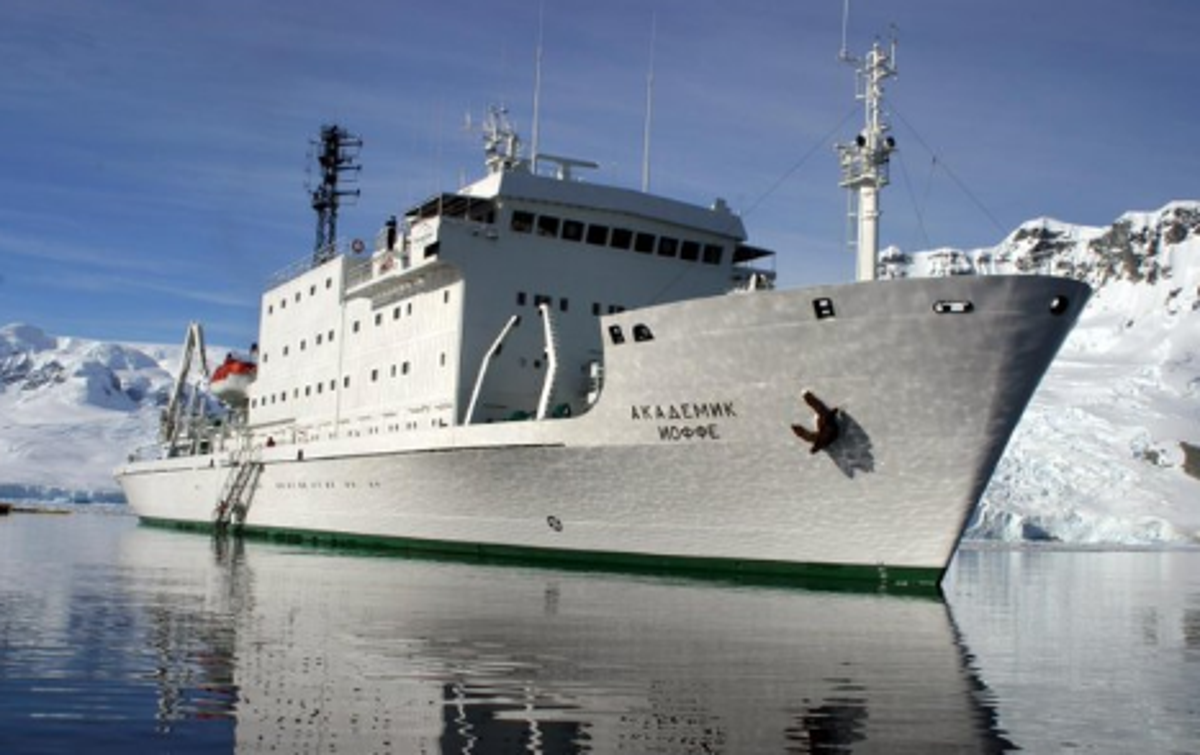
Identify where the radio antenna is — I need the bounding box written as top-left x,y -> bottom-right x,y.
530,0 -> 546,173
838,0 -> 855,63
641,13 -> 658,193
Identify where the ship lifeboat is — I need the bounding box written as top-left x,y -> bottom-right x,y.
211,353 -> 257,406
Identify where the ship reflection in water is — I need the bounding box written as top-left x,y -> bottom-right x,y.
116,524 -> 1012,753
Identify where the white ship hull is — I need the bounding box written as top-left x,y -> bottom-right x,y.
116,275 -> 1088,587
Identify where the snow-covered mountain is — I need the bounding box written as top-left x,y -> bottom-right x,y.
2,201 -> 1197,542
885,201 -> 1200,543
0,324 -> 206,502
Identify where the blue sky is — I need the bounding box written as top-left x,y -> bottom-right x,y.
1,0 -> 1197,347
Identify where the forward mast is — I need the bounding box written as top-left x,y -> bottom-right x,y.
837,36 -> 898,282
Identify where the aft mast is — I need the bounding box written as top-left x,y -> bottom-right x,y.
836,35 -> 898,282
310,124 -> 363,266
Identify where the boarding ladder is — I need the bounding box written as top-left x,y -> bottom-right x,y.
214,446 -> 262,532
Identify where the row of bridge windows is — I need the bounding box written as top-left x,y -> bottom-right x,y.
510,211 -> 724,265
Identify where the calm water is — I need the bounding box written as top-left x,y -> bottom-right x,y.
0,510 -> 1196,754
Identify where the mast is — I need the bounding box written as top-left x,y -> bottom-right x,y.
836,36 -> 897,282
310,124 -> 362,266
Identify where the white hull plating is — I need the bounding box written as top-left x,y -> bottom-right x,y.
117,276 -> 1089,584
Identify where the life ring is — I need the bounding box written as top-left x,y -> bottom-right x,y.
351,238 -> 365,254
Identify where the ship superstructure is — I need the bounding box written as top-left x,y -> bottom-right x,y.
248,109 -> 768,442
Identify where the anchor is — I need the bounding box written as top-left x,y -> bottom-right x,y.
791,390 -> 840,454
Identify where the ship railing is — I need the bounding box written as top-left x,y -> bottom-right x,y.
127,444 -> 168,463
266,239 -> 363,288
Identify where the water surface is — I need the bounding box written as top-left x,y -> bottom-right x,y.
0,510 -> 1196,753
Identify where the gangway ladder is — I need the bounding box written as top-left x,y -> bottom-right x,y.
214,448 -> 263,533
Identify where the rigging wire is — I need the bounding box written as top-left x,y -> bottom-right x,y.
889,104 -> 1007,237
743,106 -> 859,217
894,147 -> 932,250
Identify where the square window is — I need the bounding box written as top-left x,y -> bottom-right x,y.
537,215 -> 560,237
562,220 -> 584,241
611,228 -> 633,249
586,224 -> 609,246
635,232 -> 655,254
511,210 -> 534,233
681,240 -> 700,261
657,237 -> 678,257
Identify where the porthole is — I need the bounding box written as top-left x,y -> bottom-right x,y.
1049,295 -> 1070,316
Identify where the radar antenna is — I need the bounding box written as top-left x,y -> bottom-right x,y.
835,3 -> 898,282
482,106 -> 528,174
309,124 -> 362,266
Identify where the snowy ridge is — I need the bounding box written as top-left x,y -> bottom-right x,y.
889,202 -> 1200,543
0,323 -> 221,502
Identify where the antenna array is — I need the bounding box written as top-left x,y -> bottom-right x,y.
310,124 -> 363,266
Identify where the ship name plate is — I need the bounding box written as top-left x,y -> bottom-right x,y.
630,401 -> 736,442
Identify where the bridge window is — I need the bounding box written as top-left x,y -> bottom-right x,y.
657,237 -> 678,257
681,240 -> 701,261
537,215 -> 560,237
511,211 -> 534,233
635,232 -> 655,254
562,220 -> 584,242
610,228 -> 633,250
702,244 -> 723,264
586,224 -> 609,246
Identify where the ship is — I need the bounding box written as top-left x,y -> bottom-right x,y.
115,39 -> 1090,589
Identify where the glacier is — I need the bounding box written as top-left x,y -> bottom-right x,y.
1,201 -> 1197,542
890,202 -> 1200,543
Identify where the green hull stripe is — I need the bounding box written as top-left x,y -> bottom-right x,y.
140,517 -> 944,596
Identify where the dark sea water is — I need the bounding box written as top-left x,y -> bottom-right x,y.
0,508 -> 1197,754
